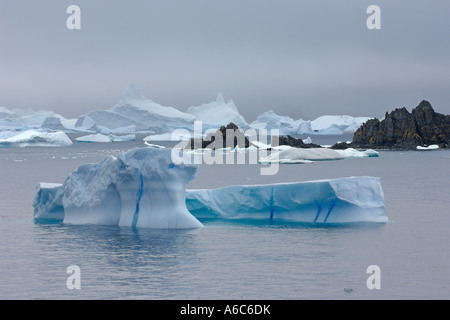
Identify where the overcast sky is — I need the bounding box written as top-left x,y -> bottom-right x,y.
1,0 -> 449,121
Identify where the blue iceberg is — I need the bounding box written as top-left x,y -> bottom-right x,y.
186,176 -> 387,223
33,148 -> 387,227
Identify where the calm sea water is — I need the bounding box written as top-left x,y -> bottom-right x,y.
0,134 -> 449,299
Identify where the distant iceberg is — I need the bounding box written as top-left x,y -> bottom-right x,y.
186,176 -> 387,223
76,133 -> 112,143
186,93 -> 250,130
75,83 -> 195,134
258,147 -> 378,164
310,115 -> 372,134
416,145 -> 439,151
75,133 -> 136,143
0,130 -> 73,147
250,110 -> 313,136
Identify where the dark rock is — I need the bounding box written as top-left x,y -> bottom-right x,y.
273,135 -> 322,149
350,100 -> 449,149
330,141 -> 351,150
190,122 -> 250,149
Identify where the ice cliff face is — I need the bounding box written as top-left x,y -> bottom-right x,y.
34,148 -> 203,228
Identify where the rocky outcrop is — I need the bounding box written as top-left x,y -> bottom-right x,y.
349,100 -> 449,149
190,122 -> 250,149
273,135 -> 322,149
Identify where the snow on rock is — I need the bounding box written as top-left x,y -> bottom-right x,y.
33,148 -> 203,229
186,176 -> 387,223
0,130 -> 73,147
186,93 -> 249,130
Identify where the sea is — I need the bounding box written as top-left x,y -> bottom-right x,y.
0,134 -> 449,300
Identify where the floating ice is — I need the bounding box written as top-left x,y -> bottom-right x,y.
249,110 -> 313,136
75,83 -> 195,133
311,115 -> 372,134
33,148 -> 203,229
416,145 -> 439,151
33,183 -> 65,221
0,130 -> 73,147
186,176 -> 387,223
76,133 -> 112,143
258,147 -> 379,163
258,147 -> 344,164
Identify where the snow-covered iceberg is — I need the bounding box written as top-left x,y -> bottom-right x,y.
0,130 -> 73,147
258,147 -> 345,164
76,133 -> 112,143
186,93 -> 250,130
186,176 -> 387,223
75,133 -> 136,143
416,145 -> 439,151
311,115 -> 372,134
250,110 -> 313,136
258,147 -> 379,164
33,148 -> 203,229
75,83 -> 195,133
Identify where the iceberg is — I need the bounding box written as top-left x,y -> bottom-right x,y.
41,116 -> 68,131
186,176 -> 387,223
311,115 -> 372,134
186,93 -> 250,130
75,83 -> 195,133
259,147 -> 345,164
335,148 -> 379,158
0,130 -> 73,147
76,133 -> 112,143
258,146 -> 379,164
33,183 -> 65,221
33,148 -> 203,229
416,145 -> 439,151
250,110 -> 313,136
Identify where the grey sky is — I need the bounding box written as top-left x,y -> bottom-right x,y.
1,0 -> 449,121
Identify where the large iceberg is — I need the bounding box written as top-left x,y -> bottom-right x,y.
33,148 -> 203,229
186,176 -> 387,223
0,130 -> 73,147
75,83 -> 195,133
33,148 -> 387,226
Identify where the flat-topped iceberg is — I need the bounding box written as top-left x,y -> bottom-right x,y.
0,130 -> 73,147
33,148 -> 203,229
187,176 -> 387,223
258,147 -> 379,164
75,133 -> 136,143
